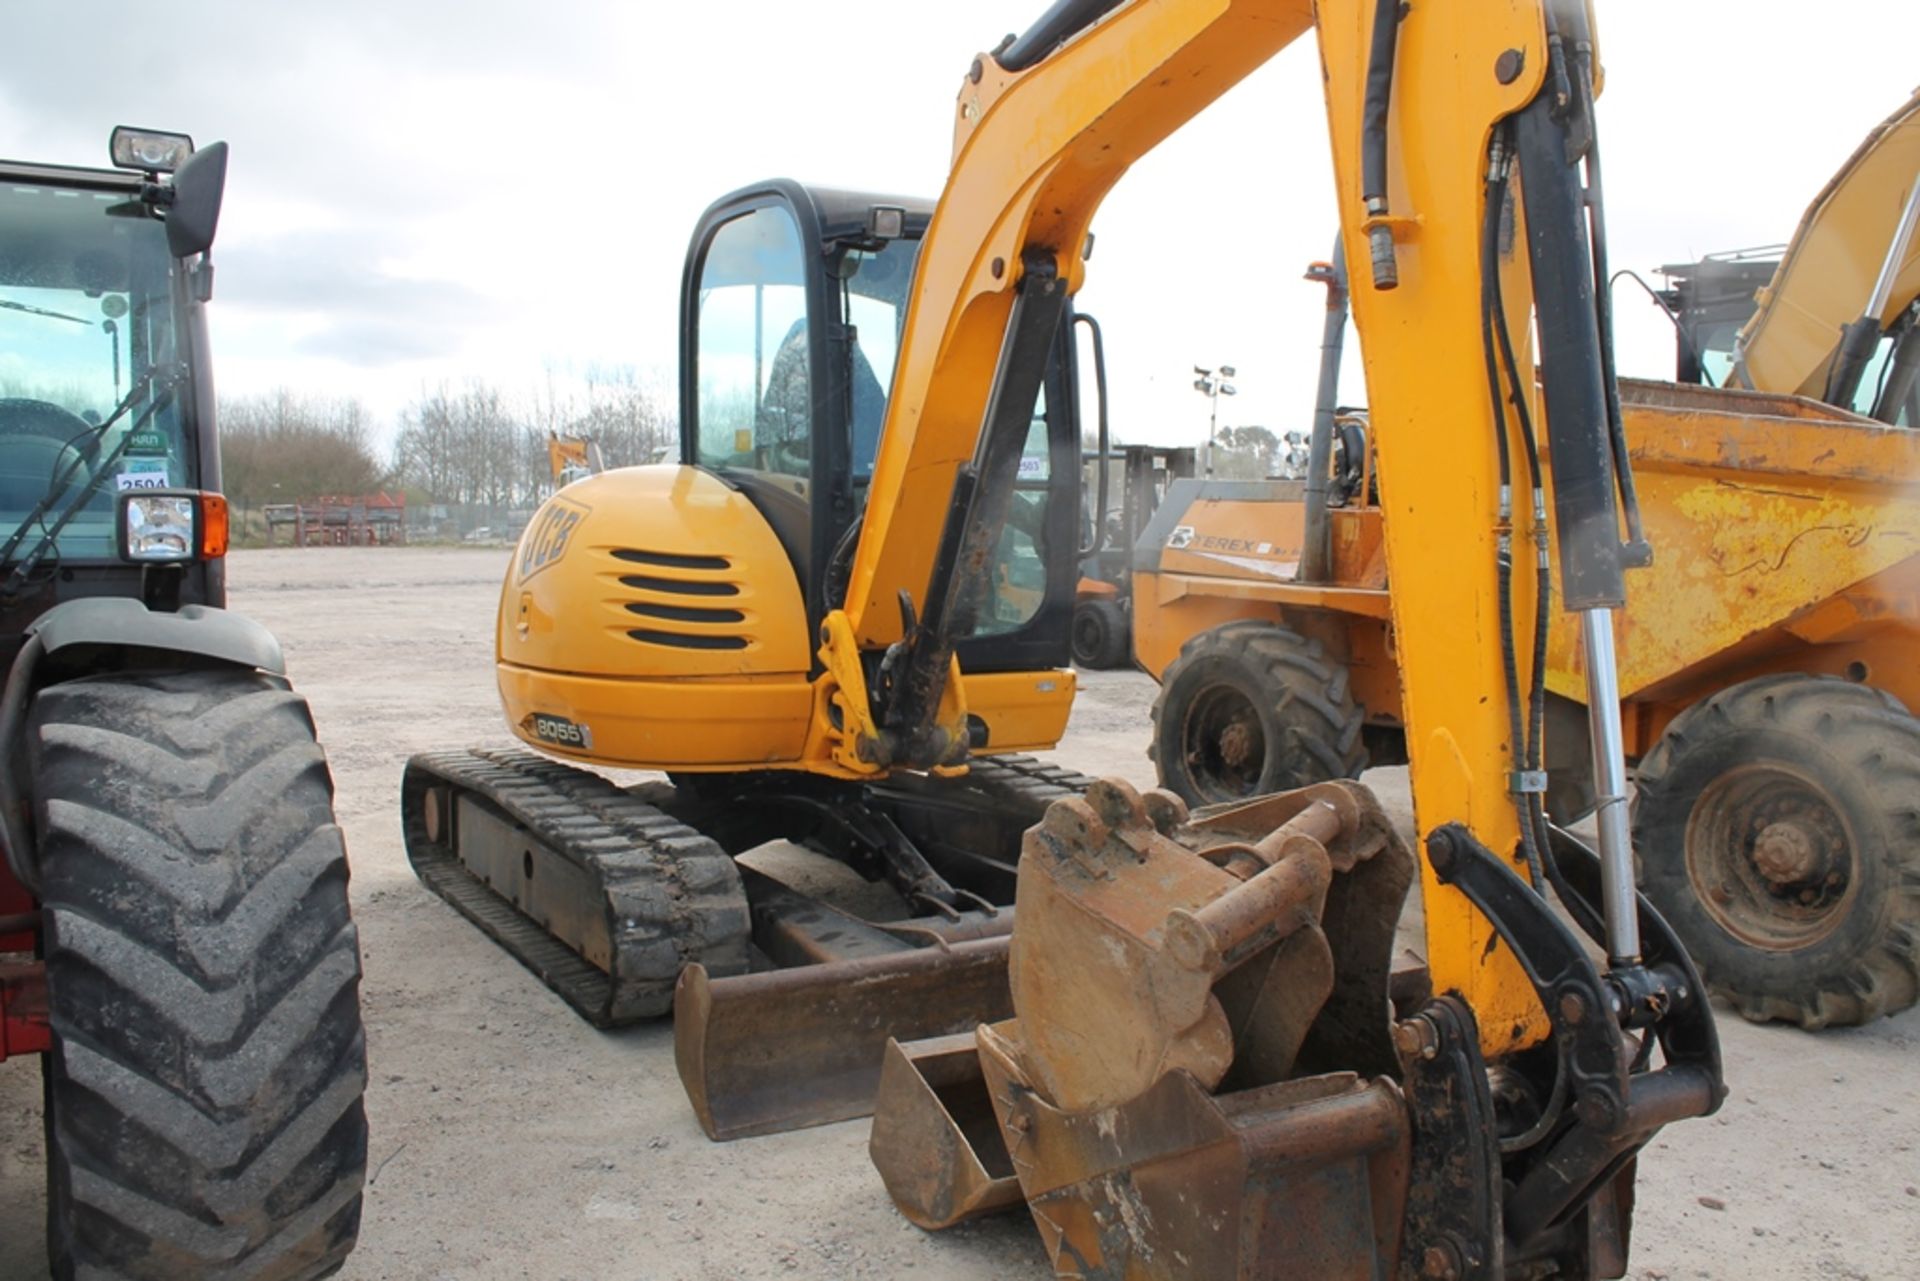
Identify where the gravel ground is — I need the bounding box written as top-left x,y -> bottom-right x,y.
2,546 -> 1916,1279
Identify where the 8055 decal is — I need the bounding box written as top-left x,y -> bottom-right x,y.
523,712 -> 594,751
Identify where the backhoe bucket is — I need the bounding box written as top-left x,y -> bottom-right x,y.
868,1033 -> 1024,1229
976,1022 -> 1413,1279
674,936 -> 1014,1140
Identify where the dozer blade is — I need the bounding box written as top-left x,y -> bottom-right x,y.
675,935 -> 1013,1140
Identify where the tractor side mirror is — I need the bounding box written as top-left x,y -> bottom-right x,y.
165,142 -> 228,260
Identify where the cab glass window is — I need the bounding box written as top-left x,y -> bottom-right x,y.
837,238 -> 920,479
963,391 -> 1052,637
0,181 -> 192,562
694,205 -> 812,481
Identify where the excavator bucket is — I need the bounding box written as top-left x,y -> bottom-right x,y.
867,1032 -> 1024,1230
675,936 -> 1013,1140
976,1027 -> 1412,1278
871,778 -> 1723,1278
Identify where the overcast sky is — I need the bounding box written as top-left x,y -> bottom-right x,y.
2,2 -> 1913,452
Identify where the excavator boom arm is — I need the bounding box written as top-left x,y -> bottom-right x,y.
832,0 -> 1635,1036
843,1 -> 1318,654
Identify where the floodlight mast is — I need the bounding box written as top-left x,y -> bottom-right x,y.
1193,362 -> 1237,475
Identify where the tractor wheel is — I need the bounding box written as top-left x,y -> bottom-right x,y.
1633,674 -> 1920,1028
1071,598 -> 1129,670
1150,621 -> 1366,807
29,668 -> 367,1279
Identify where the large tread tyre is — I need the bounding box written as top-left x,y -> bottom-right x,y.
30,669 -> 367,1280
1070,599 -> 1129,670
1150,621 -> 1366,807
1633,674 -> 1920,1029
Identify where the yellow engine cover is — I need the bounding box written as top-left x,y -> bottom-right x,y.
496,465 -> 816,769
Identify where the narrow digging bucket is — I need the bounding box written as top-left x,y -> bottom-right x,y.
869,1033 -> 1024,1230
974,1019 -> 1412,1280
674,936 -> 1013,1140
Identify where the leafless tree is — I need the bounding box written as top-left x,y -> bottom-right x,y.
220,389 -> 386,526
393,367 -> 675,519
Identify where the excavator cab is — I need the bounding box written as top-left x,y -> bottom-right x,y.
678,181 -> 1084,679
1655,251 -> 1782,388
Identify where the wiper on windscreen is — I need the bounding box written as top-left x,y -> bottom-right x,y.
0,297 -> 89,326
0,369 -> 177,599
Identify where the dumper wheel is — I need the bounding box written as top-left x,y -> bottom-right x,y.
29,669 -> 367,1280
1150,621 -> 1366,807
1633,674 -> 1920,1028
1071,599 -> 1129,669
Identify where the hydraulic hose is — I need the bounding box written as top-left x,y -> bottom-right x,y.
1567,33 -> 1650,567
998,0 -> 1127,73
1359,0 -> 1402,289
1478,129 -> 1546,894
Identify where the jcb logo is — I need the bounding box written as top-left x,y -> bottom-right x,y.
519,498 -> 589,582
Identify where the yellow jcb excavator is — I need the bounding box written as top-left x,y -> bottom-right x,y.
404,1 -> 1725,1273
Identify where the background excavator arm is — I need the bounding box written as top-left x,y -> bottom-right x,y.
1733,89 -> 1920,410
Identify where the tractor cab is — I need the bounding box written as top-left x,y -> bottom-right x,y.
0,128 -> 230,660
0,129 -> 367,1280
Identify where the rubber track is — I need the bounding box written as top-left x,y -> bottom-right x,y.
961,753 -> 1099,816
32,669 -> 366,1281
401,747 -> 750,1026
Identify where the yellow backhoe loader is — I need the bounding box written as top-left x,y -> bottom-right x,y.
404,0 -> 1726,1273
1136,87 -> 1920,1030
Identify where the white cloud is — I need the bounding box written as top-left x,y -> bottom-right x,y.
4,1 -> 1911,453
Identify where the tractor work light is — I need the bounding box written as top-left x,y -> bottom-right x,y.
117,490 -> 229,563
109,127 -> 194,173
866,204 -> 907,241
